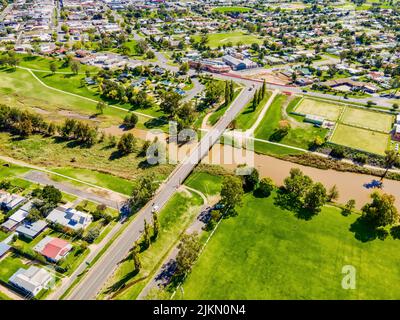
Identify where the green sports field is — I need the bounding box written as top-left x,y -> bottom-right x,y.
340,107 -> 394,133
192,32 -> 263,48
177,193 -> 400,300
294,98 -> 343,121
212,6 -> 251,13
330,124 -> 389,155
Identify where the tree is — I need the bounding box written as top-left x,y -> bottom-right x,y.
132,243 -> 141,271
258,177 -> 274,197
129,173 -> 157,212
145,50 -> 155,60
70,61 -> 80,75
362,192 -> 398,227
179,62 -> 189,75
49,61 -> 57,75
342,199 -> 356,216
41,185 -> 62,205
143,219 -> 151,248
261,80 -> 266,99
303,182 -> 327,214
327,185 -> 339,202
27,208 -> 42,222
381,149 -> 399,181
204,80 -> 224,106
152,212 -> 159,240
175,233 -> 202,276
283,168 -> 313,206
220,176 -> 244,215
123,113 -> 138,129
96,101 -> 106,115
160,91 -> 182,117
242,167 -> 259,192
117,133 -> 137,154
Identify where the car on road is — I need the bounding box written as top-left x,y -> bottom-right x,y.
248,87 -> 253,91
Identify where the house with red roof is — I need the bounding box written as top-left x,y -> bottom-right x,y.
33,236 -> 73,263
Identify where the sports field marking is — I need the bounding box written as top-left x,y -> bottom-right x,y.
341,107 -> 394,133
294,98 -> 343,121
330,124 -> 390,155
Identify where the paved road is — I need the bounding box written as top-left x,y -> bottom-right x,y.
65,82 -> 258,300
23,170 -> 126,210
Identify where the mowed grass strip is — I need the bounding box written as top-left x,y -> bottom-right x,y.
179,193 -> 400,300
51,167 -> 135,196
235,91 -> 272,130
331,124 -> 389,155
341,107 -> 394,132
295,98 -> 343,121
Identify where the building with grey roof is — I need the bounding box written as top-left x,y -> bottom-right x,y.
9,266 -> 53,297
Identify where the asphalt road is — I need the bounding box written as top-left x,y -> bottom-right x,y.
65,82 -> 257,300
23,170 -> 125,209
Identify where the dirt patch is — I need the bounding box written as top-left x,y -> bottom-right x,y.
58,110 -> 100,122
240,69 -> 292,86
31,107 -> 51,115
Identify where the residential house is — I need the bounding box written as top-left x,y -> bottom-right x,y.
0,242 -> 11,258
9,266 -> 53,297
34,236 -> 72,262
46,207 -> 92,230
0,193 -> 26,211
16,220 -> 48,240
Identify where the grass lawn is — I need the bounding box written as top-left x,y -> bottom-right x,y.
75,199 -> 119,218
0,291 -> 11,300
178,192 -> 400,299
254,95 -> 328,150
253,140 -> 306,156
235,91 -> 272,130
294,98 -> 343,121
100,190 -> 203,300
330,124 -> 390,155
17,54 -> 97,73
192,32 -> 263,48
0,67 -> 128,129
184,172 -> 223,196
0,132 -> 173,183
208,88 -> 242,126
212,6 -> 252,13
341,107 -> 394,133
51,167 -> 135,196
33,71 -> 164,120
0,254 -> 26,283
0,230 -> 8,242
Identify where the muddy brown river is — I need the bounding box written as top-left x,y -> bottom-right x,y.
201,144 -> 400,210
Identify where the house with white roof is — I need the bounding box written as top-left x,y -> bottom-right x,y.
46,207 -> 92,230
9,266 -> 53,297
1,201 -> 34,231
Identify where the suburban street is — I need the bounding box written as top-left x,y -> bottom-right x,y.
64,81 -> 258,300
